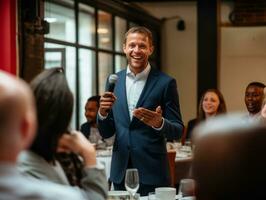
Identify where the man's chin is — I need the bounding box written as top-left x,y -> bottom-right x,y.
130,64 -> 147,71
248,109 -> 259,114
130,62 -> 142,67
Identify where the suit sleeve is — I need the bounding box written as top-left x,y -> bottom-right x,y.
160,78 -> 184,140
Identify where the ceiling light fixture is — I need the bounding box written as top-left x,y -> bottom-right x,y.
97,28 -> 109,34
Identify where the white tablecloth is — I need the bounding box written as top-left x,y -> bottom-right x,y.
96,151 -> 112,179
97,145 -> 193,185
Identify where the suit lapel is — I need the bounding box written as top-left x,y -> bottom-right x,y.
131,68 -> 160,124
116,70 -> 130,123
136,68 -> 159,108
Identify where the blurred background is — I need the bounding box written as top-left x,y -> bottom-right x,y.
1,0 -> 266,129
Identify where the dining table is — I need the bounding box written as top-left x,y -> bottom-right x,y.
96,147 -> 112,179
99,142 -> 193,192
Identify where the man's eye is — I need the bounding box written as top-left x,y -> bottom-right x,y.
246,93 -> 260,97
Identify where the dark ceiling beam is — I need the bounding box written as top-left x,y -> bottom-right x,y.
197,0 -> 219,102
122,0 -> 233,2
84,0 -> 161,28
122,0 -> 195,2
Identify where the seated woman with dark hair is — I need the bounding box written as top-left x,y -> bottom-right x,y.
17,68 -> 108,200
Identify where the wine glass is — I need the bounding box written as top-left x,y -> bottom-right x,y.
178,178 -> 196,197
125,168 -> 139,200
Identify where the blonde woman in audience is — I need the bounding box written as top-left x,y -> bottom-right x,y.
186,89 -> 227,139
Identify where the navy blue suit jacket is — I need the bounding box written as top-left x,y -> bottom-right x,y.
97,67 -> 183,185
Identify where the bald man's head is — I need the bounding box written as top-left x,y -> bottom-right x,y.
0,70 -> 36,162
192,114 -> 266,200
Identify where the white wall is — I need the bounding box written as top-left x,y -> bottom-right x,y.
220,27 -> 266,112
138,2 -> 266,124
220,2 -> 266,112
137,2 -> 197,124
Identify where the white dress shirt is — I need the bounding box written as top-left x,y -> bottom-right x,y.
126,63 -> 151,120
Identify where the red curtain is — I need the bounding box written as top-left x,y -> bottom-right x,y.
0,0 -> 17,74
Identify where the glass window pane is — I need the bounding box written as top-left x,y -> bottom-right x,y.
79,49 -> 96,125
45,0 -> 75,43
79,4 -> 95,46
115,17 -> 127,52
44,43 -> 76,129
115,55 -> 127,72
45,49 -> 65,69
98,52 -> 113,94
98,10 -> 112,50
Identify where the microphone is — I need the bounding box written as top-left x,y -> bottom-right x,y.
107,74 -> 118,92
104,74 -> 118,114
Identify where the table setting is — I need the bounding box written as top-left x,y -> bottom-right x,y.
107,167 -> 196,200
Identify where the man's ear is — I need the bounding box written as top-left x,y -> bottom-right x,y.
149,45 -> 154,56
123,44 -> 127,54
20,111 -> 36,150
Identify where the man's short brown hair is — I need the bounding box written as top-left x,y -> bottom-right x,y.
124,26 -> 153,46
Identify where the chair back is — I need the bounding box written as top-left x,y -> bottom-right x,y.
167,150 -> 176,187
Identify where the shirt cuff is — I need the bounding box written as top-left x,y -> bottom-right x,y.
152,117 -> 165,131
98,111 -> 108,120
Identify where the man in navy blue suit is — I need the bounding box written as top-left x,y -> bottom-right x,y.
97,26 -> 184,196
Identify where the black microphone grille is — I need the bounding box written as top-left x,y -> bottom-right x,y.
108,74 -> 118,84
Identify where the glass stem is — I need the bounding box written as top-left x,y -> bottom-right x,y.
130,193 -> 135,200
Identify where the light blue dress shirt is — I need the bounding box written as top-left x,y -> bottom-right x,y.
126,63 -> 151,120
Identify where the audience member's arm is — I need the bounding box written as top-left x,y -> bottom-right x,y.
58,131 -> 108,200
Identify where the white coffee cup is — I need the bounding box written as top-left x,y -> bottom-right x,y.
155,187 -> 176,200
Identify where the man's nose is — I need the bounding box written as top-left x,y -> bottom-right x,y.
246,95 -> 253,100
133,46 -> 140,52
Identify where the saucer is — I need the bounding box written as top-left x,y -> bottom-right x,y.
108,191 -> 129,200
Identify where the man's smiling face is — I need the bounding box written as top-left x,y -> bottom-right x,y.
123,32 -> 153,74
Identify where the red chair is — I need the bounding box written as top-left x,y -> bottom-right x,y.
181,126 -> 187,145
167,150 -> 176,187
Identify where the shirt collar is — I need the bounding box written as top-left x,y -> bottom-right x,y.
126,63 -> 151,80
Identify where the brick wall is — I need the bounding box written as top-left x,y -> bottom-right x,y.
19,0 -> 45,82
22,21 -> 44,82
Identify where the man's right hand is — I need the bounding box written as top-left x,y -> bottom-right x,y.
99,92 -> 117,117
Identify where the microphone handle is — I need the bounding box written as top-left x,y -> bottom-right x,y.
105,83 -> 116,113
107,83 -> 115,93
